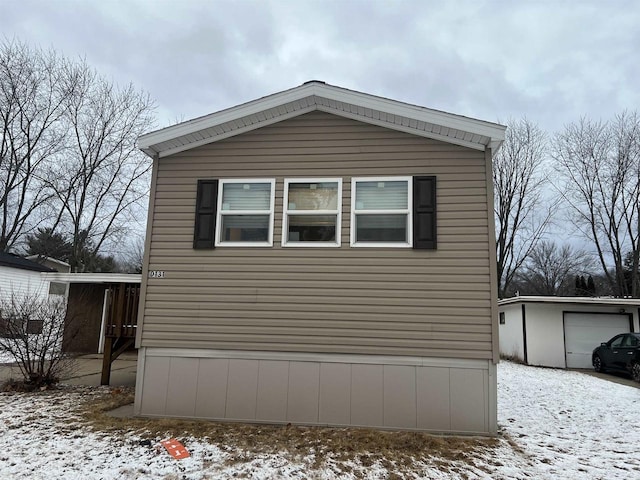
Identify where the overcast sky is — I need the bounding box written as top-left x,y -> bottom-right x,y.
2,0 -> 639,134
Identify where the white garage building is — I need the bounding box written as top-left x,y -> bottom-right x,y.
499,296 -> 640,369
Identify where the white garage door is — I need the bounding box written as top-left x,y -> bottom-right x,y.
564,313 -> 631,368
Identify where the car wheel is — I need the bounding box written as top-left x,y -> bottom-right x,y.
632,363 -> 640,383
593,354 -> 605,373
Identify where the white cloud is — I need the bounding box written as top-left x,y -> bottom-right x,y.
2,0 -> 639,132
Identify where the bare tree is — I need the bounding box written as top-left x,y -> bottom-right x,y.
0,39 -> 155,268
46,61 -> 155,272
0,40 -> 69,252
515,240 -> 594,296
553,112 -> 640,297
494,118 -> 552,297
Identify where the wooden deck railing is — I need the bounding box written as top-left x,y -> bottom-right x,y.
101,282 -> 140,385
105,283 -> 140,338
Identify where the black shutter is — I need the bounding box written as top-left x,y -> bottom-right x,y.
193,179 -> 218,249
413,176 -> 437,249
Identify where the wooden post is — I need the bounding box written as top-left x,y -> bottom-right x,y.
101,282 -> 141,386
101,336 -> 113,386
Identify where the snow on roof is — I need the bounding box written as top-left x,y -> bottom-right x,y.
498,295 -> 640,307
138,81 -> 506,158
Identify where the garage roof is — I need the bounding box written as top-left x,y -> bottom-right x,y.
499,296 -> 640,307
138,81 -> 506,158
40,273 -> 141,284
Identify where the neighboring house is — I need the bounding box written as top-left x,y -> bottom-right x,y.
0,253 -> 70,339
40,272 -> 142,355
0,252 -> 67,302
134,81 -> 506,434
499,296 -> 640,369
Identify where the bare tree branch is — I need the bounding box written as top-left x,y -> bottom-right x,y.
0,39 -> 70,251
44,61 -> 155,271
553,112 -> 640,297
494,117 -> 552,297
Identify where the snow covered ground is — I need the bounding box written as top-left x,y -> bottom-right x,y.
0,362 -> 638,479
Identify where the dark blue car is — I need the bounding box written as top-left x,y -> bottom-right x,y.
592,333 -> 640,382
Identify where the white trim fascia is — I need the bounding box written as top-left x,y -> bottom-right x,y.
311,84 -> 504,138
139,82 -> 506,157
281,177 -> 342,248
315,105 -> 490,151
215,178 -> 276,248
350,176 -> 413,248
143,347 -> 492,369
156,105 -> 317,158
498,296 -> 640,307
139,84 -> 320,148
40,272 -> 142,283
156,103 -> 490,158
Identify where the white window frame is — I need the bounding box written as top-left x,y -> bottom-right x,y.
282,178 -> 342,247
215,178 -> 276,247
350,176 -> 413,248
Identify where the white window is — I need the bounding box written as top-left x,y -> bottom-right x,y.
282,178 -> 342,247
215,179 -> 275,246
350,176 -> 412,247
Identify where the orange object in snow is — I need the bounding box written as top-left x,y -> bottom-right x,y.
160,438 -> 190,459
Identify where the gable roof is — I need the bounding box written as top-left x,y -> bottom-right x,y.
0,252 -> 55,272
138,81 -> 506,158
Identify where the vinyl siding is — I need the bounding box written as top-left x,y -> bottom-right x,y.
139,111 -> 495,359
0,266 -> 49,302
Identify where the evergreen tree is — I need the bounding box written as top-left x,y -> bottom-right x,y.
25,228 -> 72,262
587,275 -> 596,296
25,227 -> 116,272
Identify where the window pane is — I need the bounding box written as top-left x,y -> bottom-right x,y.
356,214 -> 407,242
221,183 -> 271,211
355,181 -> 408,210
27,319 -> 44,335
49,282 -> 66,295
288,182 -> 338,210
288,215 -> 336,242
221,215 -> 269,242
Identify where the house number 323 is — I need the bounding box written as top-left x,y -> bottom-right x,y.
148,270 -> 165,278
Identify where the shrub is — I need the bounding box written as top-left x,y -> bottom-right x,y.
0,293 -> 78,388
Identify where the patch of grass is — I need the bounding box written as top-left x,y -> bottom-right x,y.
77,387 -> 503,477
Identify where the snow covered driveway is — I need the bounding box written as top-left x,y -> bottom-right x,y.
0,362 -> 638,479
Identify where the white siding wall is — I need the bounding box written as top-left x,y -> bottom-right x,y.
0,266 -> 49,303
498,304 -> 524,361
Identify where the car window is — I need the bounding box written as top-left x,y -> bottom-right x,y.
626,335 -> 639,347
610,336 -> 625,347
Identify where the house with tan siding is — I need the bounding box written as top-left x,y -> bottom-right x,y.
134,81 -> 505,434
